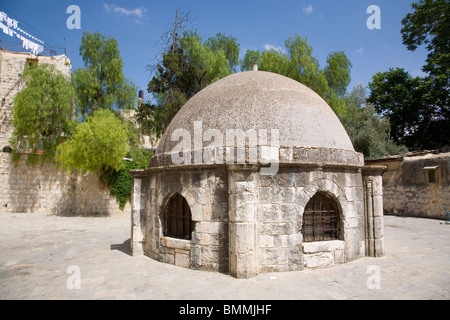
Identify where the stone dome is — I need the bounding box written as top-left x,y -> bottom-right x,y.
156,70 -> 354,155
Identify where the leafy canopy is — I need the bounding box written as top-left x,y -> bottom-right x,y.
137,32 -> 231,137
340,84 -> 408,159
10,63 -> 75,164
73,31 -> 136,118
240,35 -> 352,114
56,109 -> 129,173
367,0 -> 449,150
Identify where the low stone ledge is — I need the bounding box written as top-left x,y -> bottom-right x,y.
145,146 -> 364,170
302,240 -> 345,253
161,237 -> 191,251
302,240 -> 346,269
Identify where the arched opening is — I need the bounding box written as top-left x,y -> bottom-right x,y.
302,192 -> 342,242
2,146 -> 12,153
163,193 -> 194,240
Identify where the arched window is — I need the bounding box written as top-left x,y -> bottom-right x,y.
302,192 -> 342,242
2,146 -> 12,153
163,193 -> 193,240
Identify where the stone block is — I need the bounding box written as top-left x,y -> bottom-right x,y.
230,222 -> 255,254
162,253 -> 175,265
175,253 -> 190,268
303,252 -> 334,268
161,237 -> 191,251
302,240 -> 345,254
191,203 -> 204,221
334,249 -> 345,264
229,252 -> 258,279
258,204 -> 281,222
259,235 -> 274,248
230,202 -> 255,222
260,248 -> 288,265
280,204 -> 300,221
281,234 -> 301,248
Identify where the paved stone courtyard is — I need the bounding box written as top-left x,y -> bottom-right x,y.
0,212 -> 449,300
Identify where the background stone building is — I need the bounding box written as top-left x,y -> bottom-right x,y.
131,70 -> 385,279
0,48 -> 128,215
0,48 -> 72,149
367,151 -> 450,220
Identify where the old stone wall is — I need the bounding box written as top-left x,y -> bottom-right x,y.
133,167 -> 230,273
257,166 -> 366,272
371,153 -> 450,220
133,163 -> 368,276
0,153 -> 129,215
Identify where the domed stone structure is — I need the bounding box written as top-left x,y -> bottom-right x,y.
131,69 -> 385,279
156,71 -> 354,154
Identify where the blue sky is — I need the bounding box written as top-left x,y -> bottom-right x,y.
1,0 -> 428,102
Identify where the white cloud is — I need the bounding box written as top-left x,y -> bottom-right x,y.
302,5 -> 313,15
264,44 -> 285,53
103,3 -> 148,25
354,47 -> 366,55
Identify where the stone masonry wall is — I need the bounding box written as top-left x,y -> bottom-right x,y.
373,153 -> 450,220
257,166 -> 366,272
133,163 -> 367,277
136,167 -> 229,273
0,153 -> 129,215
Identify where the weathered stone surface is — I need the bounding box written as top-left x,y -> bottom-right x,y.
127,70 -> 382,280
0,154 -> 129,215
303,252 -> 334,268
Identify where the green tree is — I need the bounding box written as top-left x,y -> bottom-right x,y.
138,32 -> 230,137
240,35 -> 351,114
367,67 -> 444,150
240,49 -> 261,71
10,63 -> 76,164
56,109 -> 129,173
285,35 -> 329,97
205,33 -> 240,72
102,146 -> 152,210
400,0 -> 449,149
241,36 -> 330,97
402,0 -> 449,85
73,31 -> 137,118
324,52 -> 352,98
341,84 -> 408,159
368,0 -> 449,151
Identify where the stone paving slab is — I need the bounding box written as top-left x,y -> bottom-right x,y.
0,212 -> 449,300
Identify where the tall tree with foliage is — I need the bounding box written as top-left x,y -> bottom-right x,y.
369,0 -> 449,150
324,52 -> 352,98
240,35 -> 352,115
73,31 -> 136,118
56,109 -> 129,173
402,0 -> 449,88
205,33 -> 240,72
138,30 -> 230,138
368,68 -> 434,149
10,63 -> 76,164
340,84 -> 408,159
402,0 -> 449,149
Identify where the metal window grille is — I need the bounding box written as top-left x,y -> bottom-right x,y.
163,193 -> 193,240
302,192 -> 342,242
